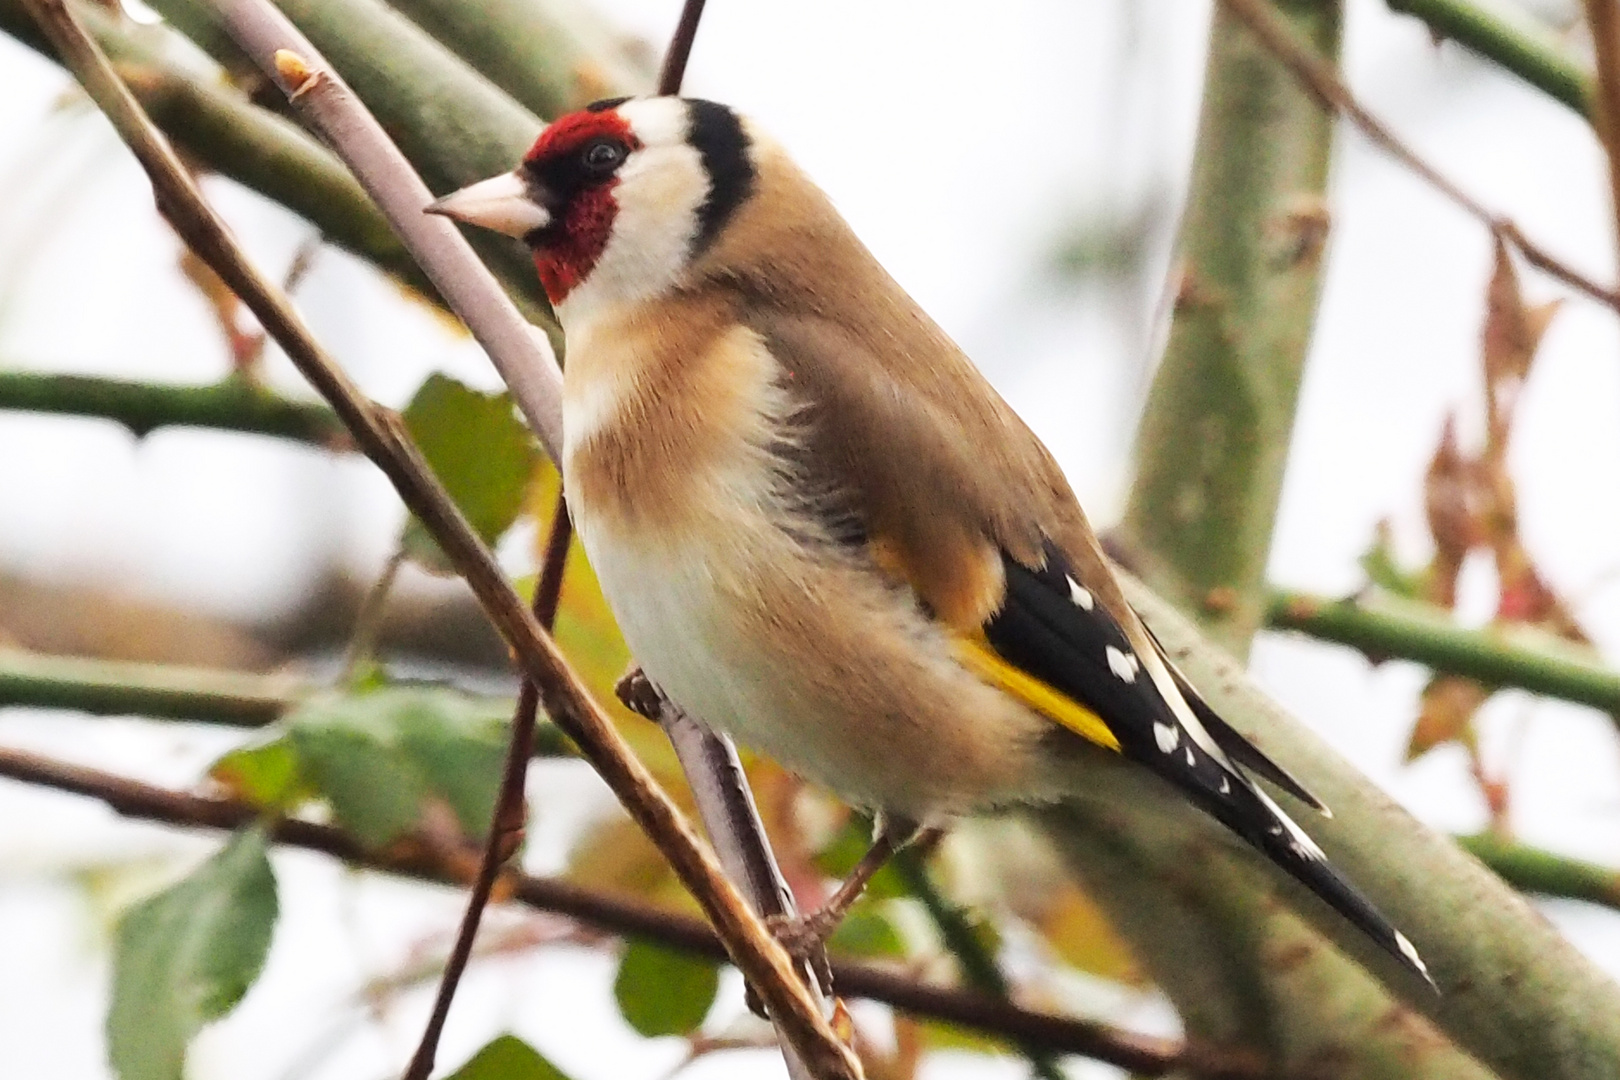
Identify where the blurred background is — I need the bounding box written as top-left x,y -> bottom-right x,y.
2,0 -> 1619,1077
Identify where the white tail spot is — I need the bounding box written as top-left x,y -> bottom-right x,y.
1395,932 -> 1430,977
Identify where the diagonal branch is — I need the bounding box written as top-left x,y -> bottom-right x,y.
17,2 -> 854,1074
1222,0 -> 1620,313
0,743 -> 1272,1080
1266,589 -> 1620,714
1384,0 -> 1592,119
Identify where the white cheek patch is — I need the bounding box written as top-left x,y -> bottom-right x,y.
556,142 -> 710,328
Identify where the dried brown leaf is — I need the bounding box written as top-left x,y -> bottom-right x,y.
1423,414 -> 1481,607
1407,674 -> 1489,761
1482,239 -> 1560,448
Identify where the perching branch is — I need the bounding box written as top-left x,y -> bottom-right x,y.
1384,0 -> 1592,118
0,744 -> 1271,1080
19,3 -> 854,1074
1221,0 -> 1620,313
1266,589 -> 1620,714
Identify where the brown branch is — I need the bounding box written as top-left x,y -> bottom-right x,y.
21,2 -> 852,1074
658,0 -> 707,96
1585,0 -> 1620,264
404,494 -> 568,1080
0,745 -> 1272,1080
202,5 -> 847,1075
1220,0 -> 1620,312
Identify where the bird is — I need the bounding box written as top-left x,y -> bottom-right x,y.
428,95 -> 1433,988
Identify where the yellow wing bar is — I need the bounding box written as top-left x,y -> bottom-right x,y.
951,634 -> 1121,753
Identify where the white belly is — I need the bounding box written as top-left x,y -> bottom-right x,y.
557,314 -> 1051,818
573,506 -> 771,744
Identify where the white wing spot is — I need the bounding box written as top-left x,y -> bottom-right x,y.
1066,576 -> 1095,610
1219,776 -> 1231,795
1106,645 -> 1139,683
1185,747 -> 1196,767
1153,722 -> 1180,753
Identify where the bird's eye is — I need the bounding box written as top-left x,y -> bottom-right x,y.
582,139 -> 627,175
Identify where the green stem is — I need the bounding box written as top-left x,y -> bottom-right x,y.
1266,589 -> 1620,713
1385,0 -> 1592,118
1117,0 -> 1341,659
1457,834 -> 1620,912
0,371 -> 345,445
386,0 -> 653,120
0,648 -> 577,756
891,848 -> 1065,1080
0,648 -> 300,726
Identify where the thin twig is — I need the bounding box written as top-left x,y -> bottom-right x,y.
657,0 -> 707,96
339,546 -> 405,682
404,491 -> 570,1080
21,2 -> 853,1073
1584,0 -> 1620,268
1221,0 -> 1620,312
0,744 -> 1273,1080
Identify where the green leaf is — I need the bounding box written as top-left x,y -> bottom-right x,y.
392,690 -> 511,839
107,827 -> 278,1080
612,940 -> 719,1037
400,373 -> 540,571
827,905 -> 907,959
283,687 -> 512,847
288,703 -> 427,848
445,1034 -> 573,1080
209,736 -> 312,811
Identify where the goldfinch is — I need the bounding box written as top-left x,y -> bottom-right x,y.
430,96 -> 1432,986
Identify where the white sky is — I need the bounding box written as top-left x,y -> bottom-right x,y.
2,0 -> 1620,1077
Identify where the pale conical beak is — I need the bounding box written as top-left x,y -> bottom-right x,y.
426,171 -> 551,239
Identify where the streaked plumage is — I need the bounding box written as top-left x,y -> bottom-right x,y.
430,96 -> 1433,986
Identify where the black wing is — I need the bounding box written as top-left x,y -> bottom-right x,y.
983,544 -> 1434,988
